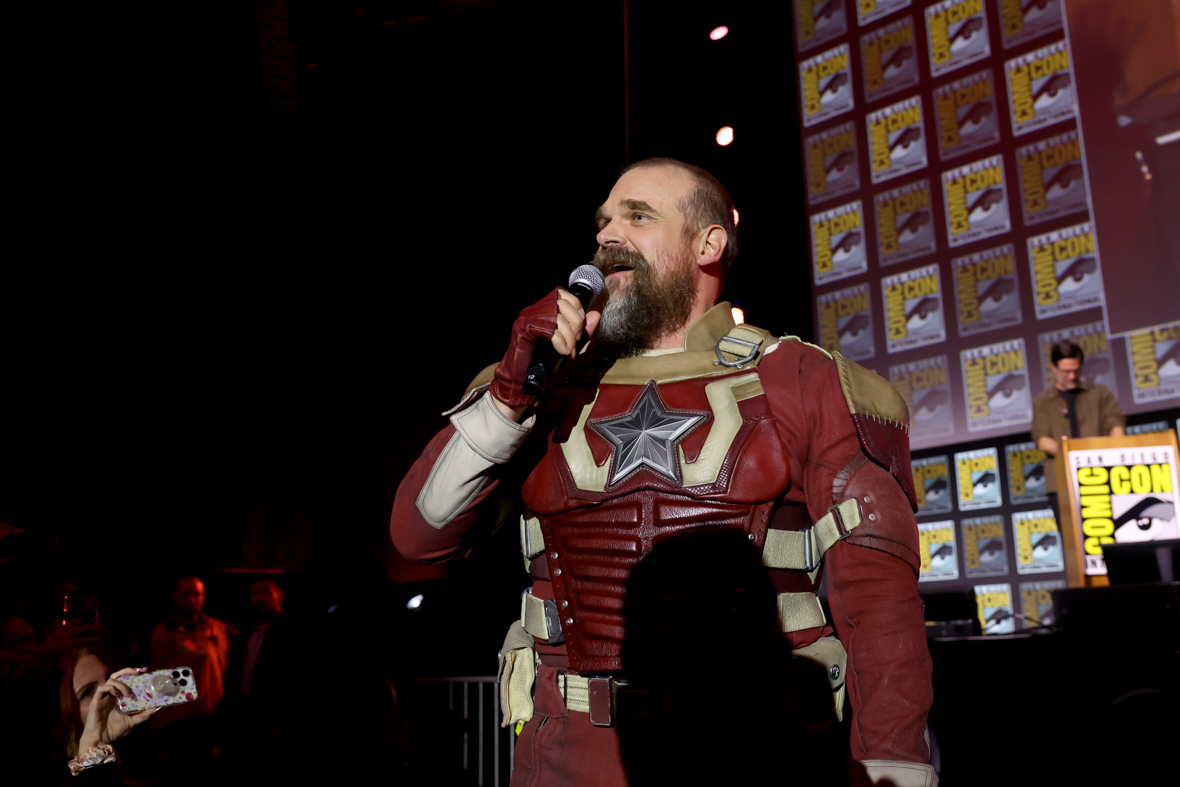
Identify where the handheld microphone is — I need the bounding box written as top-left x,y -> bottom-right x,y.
523,264 -> 606,396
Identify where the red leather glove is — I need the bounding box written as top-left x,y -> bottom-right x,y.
490,288 -> 562,408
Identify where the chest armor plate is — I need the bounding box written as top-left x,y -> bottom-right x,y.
520,367 -> 792,672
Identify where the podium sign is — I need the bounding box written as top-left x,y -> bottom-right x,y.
1057,432 -> 1180,587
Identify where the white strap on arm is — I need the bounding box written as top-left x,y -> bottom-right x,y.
416,391 -> 533,529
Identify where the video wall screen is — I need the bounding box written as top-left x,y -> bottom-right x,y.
794,0 -> 1180,451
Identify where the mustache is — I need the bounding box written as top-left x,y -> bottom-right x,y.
593,246 -> 648,274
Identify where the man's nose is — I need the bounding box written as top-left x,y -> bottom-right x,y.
596,220 -> 624,248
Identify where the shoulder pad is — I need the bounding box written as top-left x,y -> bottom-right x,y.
833,353 -> 918,509
768,334 -> 832,359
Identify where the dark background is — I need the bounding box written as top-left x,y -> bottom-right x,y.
2,0 -> 807,673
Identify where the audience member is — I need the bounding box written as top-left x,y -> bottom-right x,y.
148,576 -> 233,726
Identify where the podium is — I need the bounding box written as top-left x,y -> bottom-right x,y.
1056,430 -> 1180,587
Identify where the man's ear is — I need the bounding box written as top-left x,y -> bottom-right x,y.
696,225 -> 728,269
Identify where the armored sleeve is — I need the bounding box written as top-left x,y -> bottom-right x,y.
389,365 -> 532,563
761,341 -> 933,775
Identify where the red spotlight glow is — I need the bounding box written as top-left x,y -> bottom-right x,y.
710,26 -> 729,41
732,207 -> 740,225
716,126 -> 734,146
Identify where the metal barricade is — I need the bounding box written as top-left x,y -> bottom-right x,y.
407,676 -> 515,786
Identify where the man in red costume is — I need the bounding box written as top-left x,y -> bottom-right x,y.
391,159 -> 935,786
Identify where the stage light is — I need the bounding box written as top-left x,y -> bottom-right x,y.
407,594 -> 424,610
1157,129 -> 1180,145
710,26 -> 729,41
716,126 -> 734,146
327,604 -> 338,614
731,307 -> 745,324
732,207 -> 740,225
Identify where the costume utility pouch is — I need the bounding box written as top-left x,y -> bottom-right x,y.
498,619 -> 539,728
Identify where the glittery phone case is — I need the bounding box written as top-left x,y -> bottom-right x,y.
116,667 -> 199,713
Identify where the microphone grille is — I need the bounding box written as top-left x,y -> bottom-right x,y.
569,264 -> 606,297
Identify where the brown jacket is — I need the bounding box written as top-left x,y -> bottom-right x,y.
1031,381 -> 1126,492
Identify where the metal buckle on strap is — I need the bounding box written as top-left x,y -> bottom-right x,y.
829,502 -> 851,539
714,336 -> 761,368
802,529 -> 816,573
543,598 -> 565,645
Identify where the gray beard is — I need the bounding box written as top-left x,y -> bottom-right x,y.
593,247 -> 696,358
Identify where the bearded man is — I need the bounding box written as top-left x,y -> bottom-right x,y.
390,159 -> 936,786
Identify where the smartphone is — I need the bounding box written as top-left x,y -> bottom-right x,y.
116,668 -> 199,714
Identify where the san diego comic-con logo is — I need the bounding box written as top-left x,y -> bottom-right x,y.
801,43 -> 855,127
861,16 -> 920,104
1038,322 -> 1117,394
1017,130 -> 1087,226
1027,221 -> 1103,319
935,69 -> 1000,161
999,0 -> 1063,50
795,0 -> 849,53
892,356 -> 954,445
1005,40 -> 1076,136
810,200 -> 867,285
1012,508 -> 1063,575
875,179 -> 936,266
805,121 -> 860,205
817,283 -> 875,361
953,244 -> 1023,338
1020,579 -> 1065,629
962,515 -> 1008,578
975,583 -> 1015,634
919,520 -> 959,582
942,154 -> 1011,248
1006,441 -> 1049,503
912,455 -> 954,515
961,339 -> 1032,432
882,263 -> 946,354
1127,323 -> 1180,405
868,95 -> 927,184
925,0 -> 990,78
957,447 -> 1003,510
1072,448 -> 1179,575
857,0 -> 913,27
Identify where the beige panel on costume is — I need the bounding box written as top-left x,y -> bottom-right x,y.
776,591 -> 826,632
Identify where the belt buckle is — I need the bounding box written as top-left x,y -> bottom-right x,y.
542,598 -> 565,646
587,677 -> 614,727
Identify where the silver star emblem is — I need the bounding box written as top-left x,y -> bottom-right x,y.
589,381 -> 706,487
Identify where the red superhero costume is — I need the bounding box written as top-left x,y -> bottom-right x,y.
391,301 -> 936,787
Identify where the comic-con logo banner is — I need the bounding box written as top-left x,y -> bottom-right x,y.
861,16 -> 920,104
919,520 -> 959,582
1038,322 -> 1117,396
805,121 -> 860,206
868,95 -> 928,184
912,454 -> 954,515
953,243 -> 1023,337
935,68 -> 1001,161
1005,441 -> 1049,504
857,0 -> 913,27
875,178 -> 936,267
942,154 -> 1011,248
1069,445 -> 1179,575
795,0 -> 849,53
1017,130 -> 1087,226
1027,221 -> 1104,319
883,263 -> 946,353
962,515 -> 1009,578
1019,579 -> 1065,630
810,200 -> 867,285
961,339 -> 1032,432
925,0 -> 990,78
1005,39 -> 1076,136
817,282 -> 875,361
801,43 -> 855,127
956,446 -> 1003,510
998,0 -> 1063,50
974,583 -> 1015,634
892,355 -> 954,446
1012,508 -> 1063,575
1127,323 -> 1180,405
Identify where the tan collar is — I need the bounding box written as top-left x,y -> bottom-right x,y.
684,301 -> 737,351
